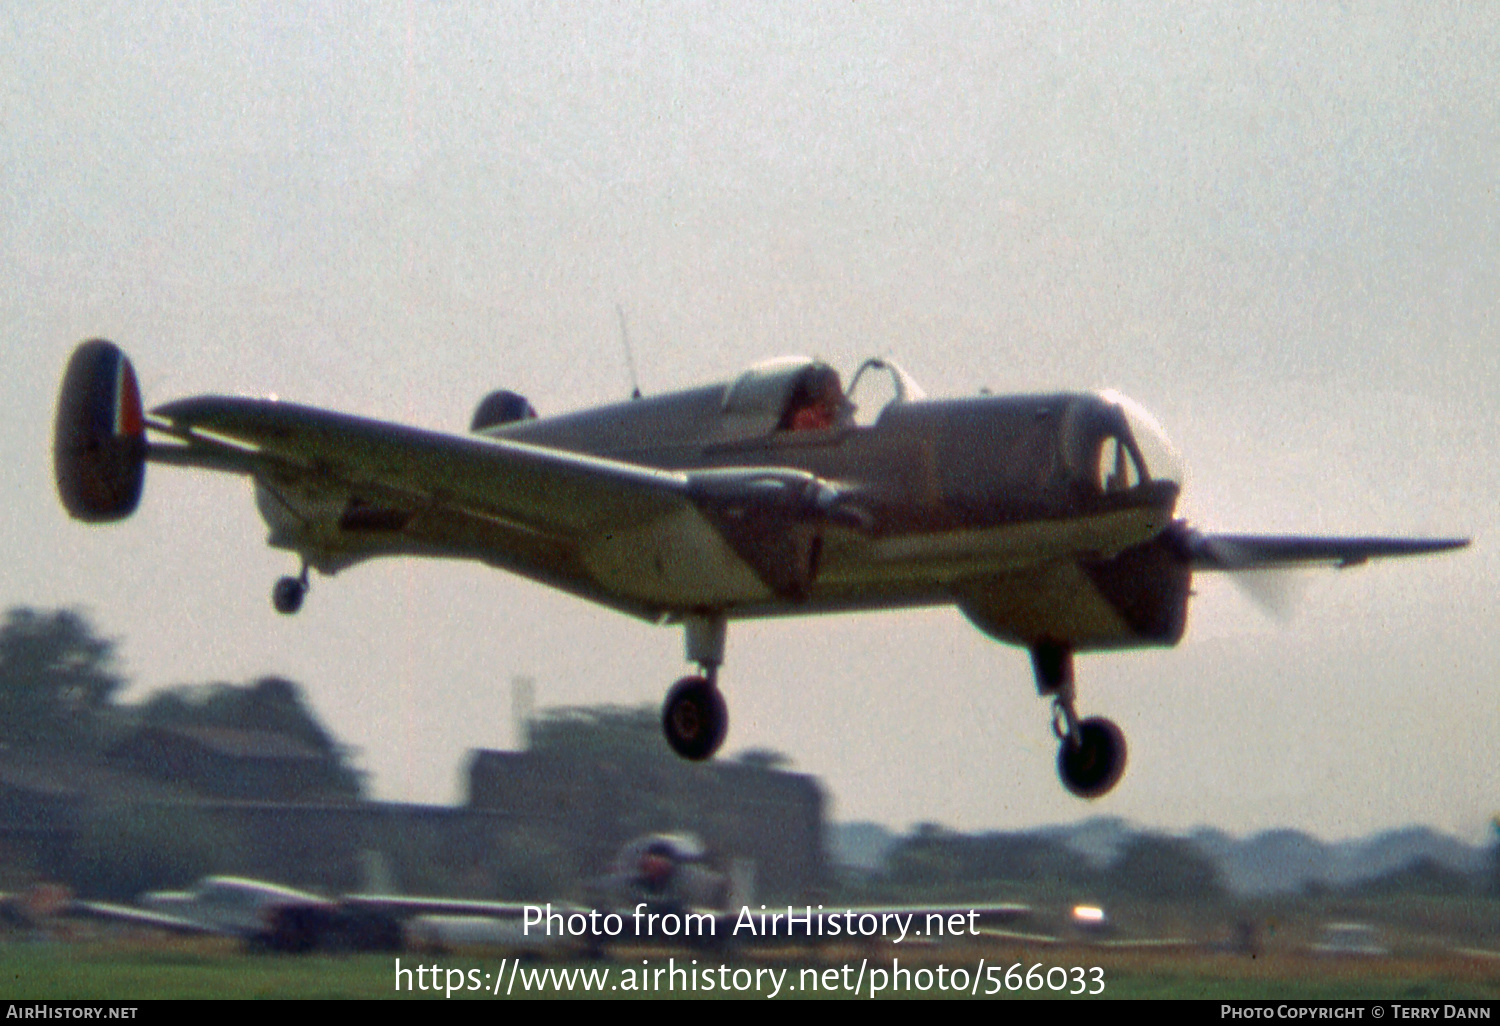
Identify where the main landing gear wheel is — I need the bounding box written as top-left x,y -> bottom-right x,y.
662,676 -> 728,761
272,573 -> 308,615
1056,717 -> 1127,799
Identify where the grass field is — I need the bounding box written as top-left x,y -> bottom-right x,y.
3,936 -> 1498,1000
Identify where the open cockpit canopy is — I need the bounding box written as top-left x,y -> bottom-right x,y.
721,356 -> 924,434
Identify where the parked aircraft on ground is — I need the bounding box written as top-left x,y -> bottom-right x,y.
65,835 -> 721,953
383,831 -> 736,953
53,340 -> 1467,797
585,831 -> 734,913
70,875 -> 394,952
64,833 -> 1024,954
350,831 -> 1034,952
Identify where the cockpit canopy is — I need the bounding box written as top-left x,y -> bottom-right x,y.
721,356 -> 924,434
722,357 -> 846,427
610,832 -> 706,876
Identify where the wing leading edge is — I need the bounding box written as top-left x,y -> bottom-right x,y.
150,396 -> 692,538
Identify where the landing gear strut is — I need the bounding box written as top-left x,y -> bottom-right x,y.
1031,643 -> 1127,799
662,615 -> 728,761
272,565 -> 309,615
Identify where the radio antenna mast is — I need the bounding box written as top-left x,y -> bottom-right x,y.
616,304 -> 642,400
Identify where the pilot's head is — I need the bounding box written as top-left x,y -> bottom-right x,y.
784,366 -> 847,431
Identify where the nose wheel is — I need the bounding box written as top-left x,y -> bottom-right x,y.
272,566 -> 309,615
1032,643 -> 1127,799
1054,711 -> 1127,799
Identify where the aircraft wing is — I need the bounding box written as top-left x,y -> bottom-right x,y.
67,899 -> 222,936
149,397 -> 692,539
340,894 -> 543,921
145,396 -> 869,608
1181,532 -> 1469,571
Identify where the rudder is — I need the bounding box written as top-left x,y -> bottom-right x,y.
54,339 -> 146,522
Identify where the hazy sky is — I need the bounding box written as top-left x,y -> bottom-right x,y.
3,3 -> 1495,843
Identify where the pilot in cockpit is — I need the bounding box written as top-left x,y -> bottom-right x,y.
780,365 -> 850,432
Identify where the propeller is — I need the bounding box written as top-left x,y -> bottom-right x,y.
1216,565 -> 1305,622
1163,525 -> 1299,619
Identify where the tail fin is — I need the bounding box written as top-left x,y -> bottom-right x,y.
54,339 -> 146,522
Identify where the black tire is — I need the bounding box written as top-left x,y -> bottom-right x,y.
272,576 -> 305,614
662,676 -> 728,761
1057,717 -> 1127,799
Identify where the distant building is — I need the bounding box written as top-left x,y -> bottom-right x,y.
0,744 -> 191,877
468,740 -> 826,900
109,725 -> 350,802
0,707 -> 826,902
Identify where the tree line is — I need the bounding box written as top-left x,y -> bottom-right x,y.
0,605 -> 360,795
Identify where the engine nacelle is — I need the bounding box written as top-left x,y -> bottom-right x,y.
470,390 -> 536,432
54,339 -> 146,522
